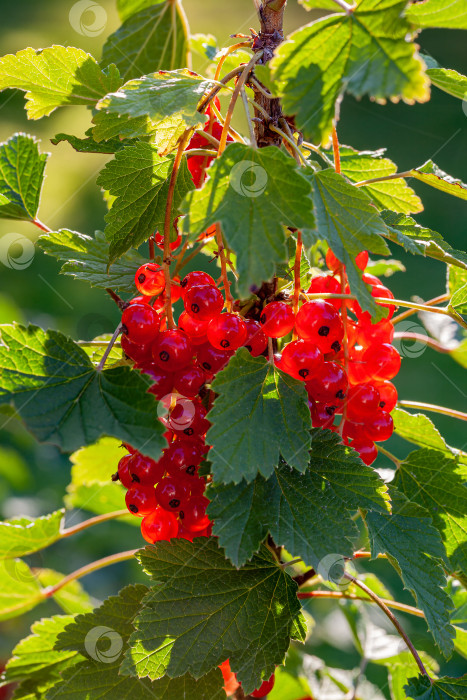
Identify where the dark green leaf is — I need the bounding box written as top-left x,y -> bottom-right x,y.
206,349 -> 312,483
37,230 -> 145,293
97,142 -> 194,262
0,510 -> 64,560
101,3 -> 188,83
427,67 -> 467,100
122,539 -> 306,694
181,143 -> 314,295
117,0 -> 157,21
51,130 -> 130,154
365,486 -> 454,657
405,673 -> 467,699
406,0 -> 467,29
0,134 -> 48,221
0,324 -> 166,460
0,46 -> 121,119
410,160 -> 467,200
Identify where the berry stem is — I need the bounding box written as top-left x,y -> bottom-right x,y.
392,294 -> 449,324
215,223 -> 233,312
354,171 -> 413,187
210,99 -> 245,143
106,288 -> 126,310
301,141 -> 335,168
297,590 -> 424,618
61,510 -> 129,538
241,87 -> 257,147
397,400 -> 467,422
249,76 -> 273,99
32,218 -> 52,233
183,148 -> 218,158
393,331 -> 451,354
173,241 -> 208,276
214,41 -> 253,82
148,236 -> 155,260
270,123 -> 308,165
193,129 -> 220,149
42,549 -> 138,599
331,124 -> 341,174
343,573 -> 430,679
97,323 -> 122,372
268,337 -> 274,364
328,0 -> 356,12
163,130 -> 192,329
338,264 -> 350,437
376,444 -> 401,467
292,231 -> 303,339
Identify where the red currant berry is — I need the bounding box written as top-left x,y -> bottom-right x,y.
251,674 -> 276,698
347,357 -> 372,386
325,249 -> 341,272
178,310 -> 209,338
363,343 -> 401,381
196,343 -> 233,374
180,271 -> 216,296
155,477 -> 190,511
155,230 -> 181,251
260,301 -> 295,338
374,380 -> 398,412
219,660 -> 240,696
341,420 -> 366,442
308,399 -> 335,428
117,455 -> 134,489
306,361 -> 348,403
295,300 -> 344,354
207,313 -> 247,351
125,485 -> 158,516
164,441 -> 202,478
242,318 -> 268,357
356,250 -> 369,270
357,318 -> 394,347
184,284 -> 224,321
121,303 -> 160,345
152,329 -> 193,372
351,440 -> 378,466
346,383 -> 380,421
128,295 -> 150,305
121,334 -> 153,364
128,453 -> 165,486
308,274 -> 342,310
182,496 -> 210,532
281,339 -> 323,381
173,364 -> 207,397
135,263 -> 165,296
140,364 -> 174,400
363,410 -> 394,442
141,507 -> 179,543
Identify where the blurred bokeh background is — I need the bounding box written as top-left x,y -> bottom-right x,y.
0,0 -> 465,693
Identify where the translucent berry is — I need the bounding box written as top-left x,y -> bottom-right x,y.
219,660 -> 240,696
260,301 -> 295,338
182,496 -> 210,532
173,364 -> 206,397
155,477 -> 190,511
346,383 -> 380,421
306,361 -> 348,403
356,250 -> 369,270
121,334 -> 153,364
363,343 -> 401,381
125,485 -> 157,516
128,453 -> 165,486
196,343 -> 233,374
351,440 -> 378,466
178,310 -> 210,338
242,318 -> 268,357
164,440 -> 202,479
155,230 -> 181,251
308,274 -> 342,310
140,364 -> 174,400
152,329 -> 193,372
281,339 -> 323,381
184,284 -> 224,321
180,271 -> 216,296
141,507 -> 179,543
251,674 -> 276,698
135,263 -> 165,296
121,303 -> 160,345
364,410 -> 394,442
295,300 -> 344,354
325,249 -> 341,272
207,313 -> 247,350
308,399 -> 335,428
117,455 -> 133,489
374,380 -> 398,412
357,318 -> 394,347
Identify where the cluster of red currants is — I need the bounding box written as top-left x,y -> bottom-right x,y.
219,660 -> 276,698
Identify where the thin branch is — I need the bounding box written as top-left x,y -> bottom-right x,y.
391,294 -> 449,324
32,219 -> 52,233
61,510 -> 129,538
215,224 -> 233,312
249,76 -> 273,98
338,264 -> 350,437
293,231 -> 302,339
194,129 -> 220,149
302,141 -> 335,168
97,323 -> 122,371
393,331 -> 451,354
377,444 -> 401,467
270,124 -> 308,166
106,288 -> 126,310
241,87 -> 257,147
354,171 -> 413,187
173,241 -> 209,277
297,590 -> 424,618
397,400 -> 467,422
183,148 -> 218,158
331,124 -> 341,174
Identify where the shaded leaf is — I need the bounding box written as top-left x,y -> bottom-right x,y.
0,133 -> 48,221
51,130 -> 130,154
405,673 -> 467,699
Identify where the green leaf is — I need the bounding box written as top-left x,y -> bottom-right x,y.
373,649 -> 439,700
392,408 -> 452,452
365,486 -> 454,657
37,230 -> 145,293
451,285 -> 467,315
310,168 -> 389,316
0,558 -> 44,620
190,33 -> 218,61
381,211 -> 467,270
101,2 -> 188,83
0,324 -> 166,460
51,130 -> 130,154
206,349 -> 312,483
366,257 -> 406,277
97,142 -> 193,263
406,0 -> 467,29
410,160 -> 467,200
454,626 -> 467,660
123,539 -> 306,694
36,570 -> 94,615
208,429 -> 387,567
338,146 -> 423,214
51,583 -> 225,700
117,0 -> 158,21
181,143 -> 314,295
0,46 -> 121,119
0,510 -> 64,560
271,2 -> 429,144
96,70 -> 213,154
405,674 -> 467,699
394,448 -> 467,581
427,67 -> 467,100
0,133 -> 48,221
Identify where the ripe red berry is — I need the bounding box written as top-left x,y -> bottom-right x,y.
242,318 -> 268,357
325,249 -> 341,272
135,263 -> 165,296
125,485 -> 158,516
251,674 -> 276,698
152,329 -> 193,372
163,440 -> 202,479
166,398 -> 209,438
173,364 -> 206,397
180,271 -> 216,296
117,455 -> 134,489
374,380 -> 398,412
181,496 -> 210,532
260,301 -> 295,338
155,230 -> 181,251
351,440 -> 378,466
128,453 -> 165,486
121,303 -> 160,345
140,364 -> 174,400
308,274 -> 342,310
121,334 -> 153,364
207,313 -> 247,351
306,361 -> 348,403
196,343 -> 233,374
357,318 -> 394,347
178,310 -> 210,338
281,339 -> 323,381
363,410 -> 394,442
308,399 -> 335,428
356,250 -> 369,270
346,383 -> 380,421
363,343 -> 401,381
184,284 -> 224,321
141,507 -> 179,543
295,300 -> 344,354
155,477 -> 190,511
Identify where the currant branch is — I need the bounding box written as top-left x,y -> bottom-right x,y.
297,590 -> 424,618
397,400 -> 467,422
61,510 -> 129,537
